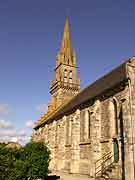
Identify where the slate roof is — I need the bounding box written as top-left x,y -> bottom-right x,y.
34,60 -> 128,129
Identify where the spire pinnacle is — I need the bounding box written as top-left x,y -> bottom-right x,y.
60,17 -> 72,55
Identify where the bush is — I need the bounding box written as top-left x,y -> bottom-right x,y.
0,142 -> 50,180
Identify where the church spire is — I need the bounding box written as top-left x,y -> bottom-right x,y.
56,17 -> 75,66
60,17 -> 72,55
50,17 -> 80,108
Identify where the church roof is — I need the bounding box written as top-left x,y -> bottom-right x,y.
34,60 -> 128,129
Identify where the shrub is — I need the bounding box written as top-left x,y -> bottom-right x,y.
0,142 -> 50,180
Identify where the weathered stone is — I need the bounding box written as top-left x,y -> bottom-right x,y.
32,18 -> 135,180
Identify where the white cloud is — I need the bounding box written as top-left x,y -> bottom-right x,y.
0,119 -> 14,129
0,117 -> 32,145
0,129 -> 26,137
19,136 -> 31,145
11,137 -> 18,143
0,104 -> 10,115
25,120 -> 34,128
0,135 -> 31,145
0,128 -> 28,145
36,103 -> 47,114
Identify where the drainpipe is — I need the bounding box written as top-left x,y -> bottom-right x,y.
126,62 -> 135,180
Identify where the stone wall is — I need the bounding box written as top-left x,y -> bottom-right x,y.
32,57 -> 135,179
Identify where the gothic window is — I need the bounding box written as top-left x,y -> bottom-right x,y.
109,99 -> 118,138
69,78 -> 72,84
84,110 -> 91,140
64,69 -> 68,83
64,69 -> 68,77
69,70 -> 72,78
88,111 -> 93,139
65,117 -> 71,145
80,110 -> 85,142
64,77 -> 67,83
113,99 -> 118,136
80,109 -> 91,142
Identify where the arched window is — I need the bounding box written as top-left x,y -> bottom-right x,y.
88,111 -> 93,139
69,70 -> 72,78
69,78 -> 72,84
113,99 -> 118,136
80,109 -> 91,142
84,110 -> 90,140
109,99 -> 118,138
64,69 -> 68,77
64,77 -> 67,82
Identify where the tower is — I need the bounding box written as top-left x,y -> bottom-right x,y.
50,17 -> 80,108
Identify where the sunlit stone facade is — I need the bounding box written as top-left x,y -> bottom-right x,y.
32,18 -> 135,180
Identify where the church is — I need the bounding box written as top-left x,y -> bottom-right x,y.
32,18 -> 135,180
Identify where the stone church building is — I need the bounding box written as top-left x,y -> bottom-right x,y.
32,18 -> 135,180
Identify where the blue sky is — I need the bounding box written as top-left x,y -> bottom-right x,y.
0,0 -> 135,144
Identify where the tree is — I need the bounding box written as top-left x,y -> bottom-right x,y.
0,143 -> 23,180
20,141 -> 50,180
0,142 -> 50,180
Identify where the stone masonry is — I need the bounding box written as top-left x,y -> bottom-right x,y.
32,17 -> 135,180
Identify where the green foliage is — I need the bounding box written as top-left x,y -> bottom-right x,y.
0,142 -> 50,180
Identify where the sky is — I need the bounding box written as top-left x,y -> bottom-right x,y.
0,0 -> 135,144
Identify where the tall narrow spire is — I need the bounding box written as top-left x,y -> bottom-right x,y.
50,17 -> 80,108
60,17 -> 72,57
